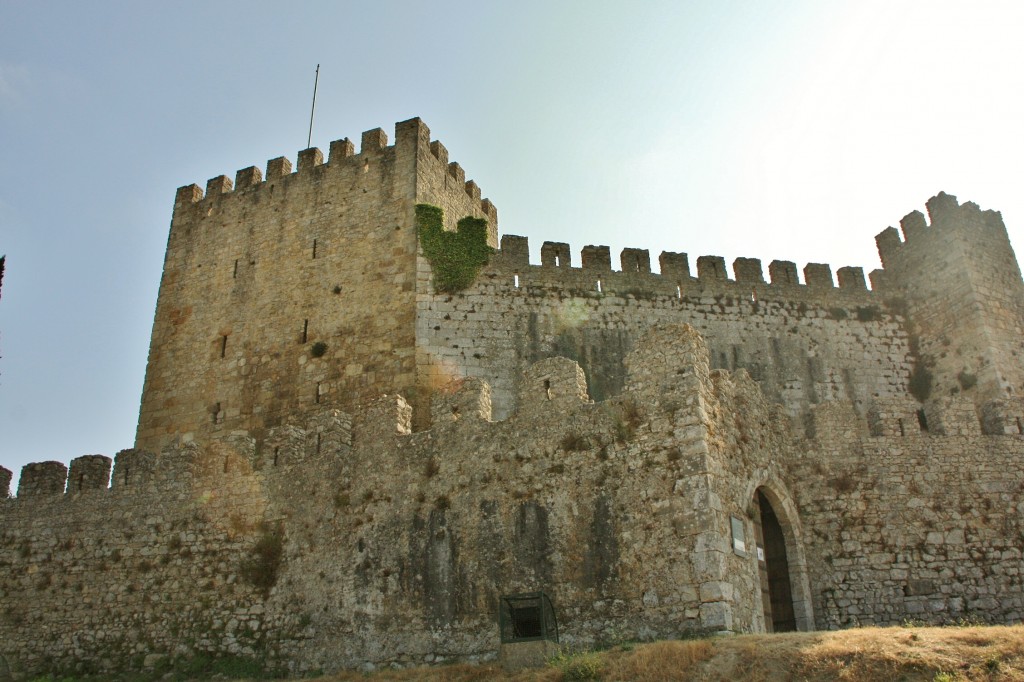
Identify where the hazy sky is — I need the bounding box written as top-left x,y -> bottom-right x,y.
2,1 -> 1023,489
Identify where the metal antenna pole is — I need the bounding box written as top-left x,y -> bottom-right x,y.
307,64 -> 320,149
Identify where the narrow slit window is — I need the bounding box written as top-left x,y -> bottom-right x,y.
312,239 -> 318,259
514,273 -> 520,288
273,447 -> 280,467
301,319 -> 309,344
554,255 -> 560,267
233,259 -> 238,278
544,379 -> 552,400
220,335 -> 227,358
316,433 -> 322,454
751,289 -> 758,303
676,284 -> 682,299
596,278 -> 603,293
223,457 -> 229,474
315,382 -> 321,404
898,418 -> 905,437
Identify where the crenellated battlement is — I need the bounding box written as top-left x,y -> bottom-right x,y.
874,192 -> 1007,269
490,234 -> 877,305
171,118 -> 497,232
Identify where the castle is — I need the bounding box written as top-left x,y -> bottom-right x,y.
2,117 -> 1024,677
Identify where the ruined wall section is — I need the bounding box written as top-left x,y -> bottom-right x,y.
697,367 -> 816,634
621,324 -> 813,635
795,401 -> 1024,629
271,343 -> 738,670
417,236 -> 912,423
1,330 -> 752,675
874,193 -> 1024,405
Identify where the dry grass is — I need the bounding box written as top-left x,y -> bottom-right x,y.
298,624 -> 1024,682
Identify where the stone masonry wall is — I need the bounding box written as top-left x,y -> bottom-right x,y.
794,402 -> 1024,629
4,326 -> 1024,677
0,443 -> 298,676
3,328 -> 735,676
416,235 -> 912,424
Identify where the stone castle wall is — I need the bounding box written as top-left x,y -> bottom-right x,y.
5,327 -> 1024,677
1,330 -> 736,675
794,399 -> 1024,628
0,444 -> 290,674
417,233 -> 912,423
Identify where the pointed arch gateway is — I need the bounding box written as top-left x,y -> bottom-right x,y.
745,478 -> 815,632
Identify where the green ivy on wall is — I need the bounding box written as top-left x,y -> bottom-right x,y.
415,204 -> 493,293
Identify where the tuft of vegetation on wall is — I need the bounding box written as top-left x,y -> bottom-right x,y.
957,370 -> 978,391
240,525 -> 284,597
909,363 -> 934,402
856,306 -> 882,322
905,332 -> 934,402
415,204 -> 493,293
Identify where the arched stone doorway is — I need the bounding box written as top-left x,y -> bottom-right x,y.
740,475 -> 814,632
753,488 -> 796,632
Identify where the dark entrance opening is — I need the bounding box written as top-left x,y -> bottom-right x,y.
499,592 -> 558,643
754,488 -> 796,632
511,604 -> 542,638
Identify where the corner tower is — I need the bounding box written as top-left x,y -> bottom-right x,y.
136,118 -> 497,451
874,192 -> 1024,405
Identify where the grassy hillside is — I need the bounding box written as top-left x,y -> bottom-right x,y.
320,625 -> 1024,682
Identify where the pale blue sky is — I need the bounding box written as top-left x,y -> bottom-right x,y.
2,1 -> 1023,489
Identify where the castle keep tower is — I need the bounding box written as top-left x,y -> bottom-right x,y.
136,118 -> 496,450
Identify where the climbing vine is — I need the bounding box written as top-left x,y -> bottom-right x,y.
415,204 -> 493,293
